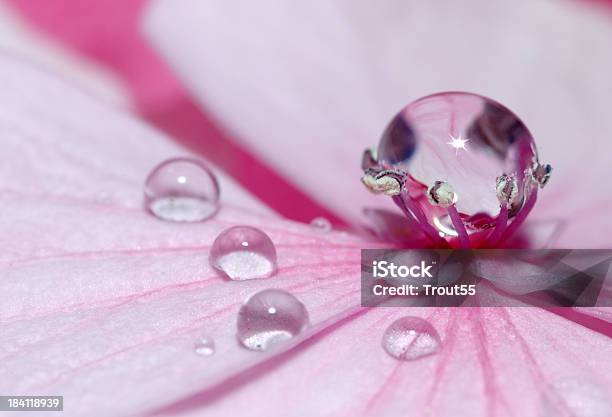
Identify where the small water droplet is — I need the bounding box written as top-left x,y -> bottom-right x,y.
382,317 -> 441,361
210,226 -> 277,280
144,158 -> 220,222
540,379 -> 611,417
237,289 -> 309,351
194,336 -> 215,356
310,217 -> 332,232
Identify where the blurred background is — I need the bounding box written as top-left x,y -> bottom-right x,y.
1,0 -> 611,229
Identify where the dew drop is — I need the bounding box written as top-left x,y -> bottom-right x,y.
382,317 -> 441,361
210,226 -> 277,280
310,217 -> 332,232
377,92 -> 543,236
237,289 -> 309,351
144,157 -> 220,222
194,336 -> 215,356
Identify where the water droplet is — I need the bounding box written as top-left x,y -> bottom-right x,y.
377,92 -> 542,235
194,336 -> 215,356
144,158 -> 220,222
382,317 -> 441,360
541,379 -> 611,417
310,217 -> 332,232
237,289 -> 309,351
210,226 -> 277,280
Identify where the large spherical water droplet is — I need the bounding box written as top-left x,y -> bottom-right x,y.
382,317 -> 441,360
194,336 -> 215,356
378,92 -> 540,236
210,226 -> 277,280
144,157 -> 220,222
237,289 -> 309,351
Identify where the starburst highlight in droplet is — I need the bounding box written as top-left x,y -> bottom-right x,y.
447,134 -> 470,154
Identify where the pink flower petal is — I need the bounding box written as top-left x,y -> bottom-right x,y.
144,0 -> 612,232
152,308 -> 612,417
0,54 -> 368,415
574,307 -> 612,324
0,3 -> 130,109
0,54 -> 272,219
6,0 -> 343,224
1,9 -> 611,417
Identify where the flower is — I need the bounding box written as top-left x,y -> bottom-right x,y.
1,1 -> 612,416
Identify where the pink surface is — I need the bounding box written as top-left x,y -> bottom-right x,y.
0,53 -> 610,417
1,2 -> 612,416
6,0 -> 346,225
8,0 -> 612,229
8,0 -> 176,108
0,55 -> 366,416
143,0 -> 612,229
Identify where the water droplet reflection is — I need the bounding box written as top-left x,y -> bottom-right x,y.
382,316 -> 441,361
237,289 -> 309,351
194,336 -> 216,356
144,158 -> 220,222
210,226 -> 277,280
310,217 -> 332,232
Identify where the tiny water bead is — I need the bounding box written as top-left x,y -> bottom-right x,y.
210,226 -> 278,280
362,92 -> 552,247
382,317 -> 441,361
309,217 -> 332,232
236,289 -> 310,351
194,336 -> 216,356
144,157 -> 220,222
